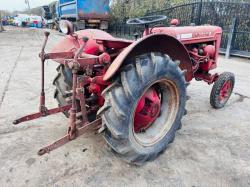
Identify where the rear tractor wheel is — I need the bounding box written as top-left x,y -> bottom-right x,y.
53,65 -> 73,117
53,65 -> 96,121
210,72 -> 235,109
99,53 -> 187,165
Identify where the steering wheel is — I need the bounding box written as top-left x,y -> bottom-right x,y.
126,15 -> 167,25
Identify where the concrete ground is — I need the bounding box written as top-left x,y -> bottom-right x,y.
0,26 -> 250,187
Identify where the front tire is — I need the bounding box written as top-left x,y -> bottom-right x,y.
99,53 -> 186,165
210,72 -> 235,109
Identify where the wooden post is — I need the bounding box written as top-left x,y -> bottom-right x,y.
225,18 -> 237,59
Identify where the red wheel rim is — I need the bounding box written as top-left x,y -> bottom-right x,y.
132,79 -> 180,146
134,88 -> 161,133
219,80 -> 232,103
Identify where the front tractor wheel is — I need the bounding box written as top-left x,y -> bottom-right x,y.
210,72 -> 235,109
99,53 -> 187,165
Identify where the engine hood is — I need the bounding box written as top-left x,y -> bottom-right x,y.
146,25 -> 222,44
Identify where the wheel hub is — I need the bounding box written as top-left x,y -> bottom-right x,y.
219,80 -> 232,102
134,88 -> 161,133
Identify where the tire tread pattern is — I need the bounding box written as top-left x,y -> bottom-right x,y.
99,53 -> 186,165
210,72 -> 235,109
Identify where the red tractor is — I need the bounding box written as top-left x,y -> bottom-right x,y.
14,15 -> 235,165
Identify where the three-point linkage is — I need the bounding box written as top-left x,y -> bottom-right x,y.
13,32 -> 102,155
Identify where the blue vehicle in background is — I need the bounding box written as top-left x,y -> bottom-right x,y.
42,0 -> 110,30
58,0 -> 110,30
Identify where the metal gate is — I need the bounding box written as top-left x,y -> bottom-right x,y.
108,1 -> 250,58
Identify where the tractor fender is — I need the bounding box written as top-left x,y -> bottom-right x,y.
103,33 -> 193,82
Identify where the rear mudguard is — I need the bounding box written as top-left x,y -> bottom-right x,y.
103,33 -> 193,82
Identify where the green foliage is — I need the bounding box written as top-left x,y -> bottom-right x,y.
110,0 -> 197,22
110,0 -> 250,22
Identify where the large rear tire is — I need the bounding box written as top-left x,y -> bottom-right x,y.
53,65 -> 73,117
53,65 -> 96,122
99,53 -> 187,165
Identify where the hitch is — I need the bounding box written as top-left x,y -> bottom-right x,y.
13,32 -> 71,125
13,32 -> 102,155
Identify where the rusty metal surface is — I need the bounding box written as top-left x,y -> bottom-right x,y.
45,52 -> 74,59
12,31 -> 73,125
38,118 -> 102,156
48,53 -> 111,68
13,105 -> 71,125
77,88 -> 89,125
67,37 -> 91,139
67,69 -> 78,140
13,30 -> 101,154
77,57 -> 98,66
39,32 -> 48,110
103,33 -> 193,82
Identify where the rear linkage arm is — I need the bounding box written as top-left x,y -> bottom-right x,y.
13,32 -> 103,155
13,31 -> 69,125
